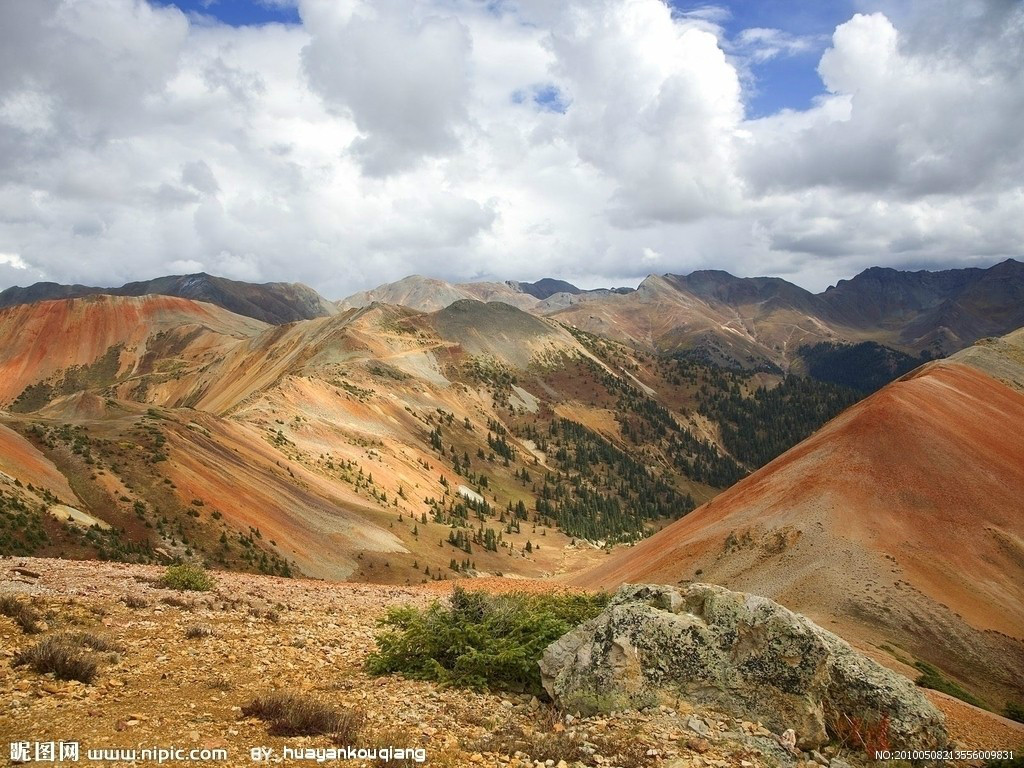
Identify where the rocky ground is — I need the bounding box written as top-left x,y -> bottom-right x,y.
2,558 -> 1021,768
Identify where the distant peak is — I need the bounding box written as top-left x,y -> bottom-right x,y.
990,257 -> 1024,271
509,277 -> 581,300
680,269 -> 737,279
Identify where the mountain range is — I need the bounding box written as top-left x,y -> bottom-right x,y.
0,273 -> 338,326
5,259 -> 1020,371
0,259 -> 1022,711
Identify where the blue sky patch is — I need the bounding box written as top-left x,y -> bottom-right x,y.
512,84 -> 571,114
157,0 -> 300,27
671,0 -> 858,117
533,85 -> 570,114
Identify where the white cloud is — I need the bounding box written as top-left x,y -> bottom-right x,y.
0,252 -> 28,269
733,27 -> 819,63
543,0 -> 744,225
0,0 -> 1020,297
300,0 -> 473,176
0,250 -> 46,288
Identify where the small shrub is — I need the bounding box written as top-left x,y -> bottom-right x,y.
470,714 -> 586,764
984,758 -> 1024,768
12,635 -> 101,683
185,625 -> 213,639
914,661 -> 987,709
825,705 -> 891,759
243,691 -> 364,741
123,595 -> 149,609
1003,701 -> 1024,724
249,607 -> 281,623
161,564 -> 213,592
366,587 -> 609,695
207,673 -> 233,691
160,594 -> 195,609
0,595 -> 42,634
70,632 -> 124,654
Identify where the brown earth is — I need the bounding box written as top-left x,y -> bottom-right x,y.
0,557 -> 878,768
925,691 -> 1024,754
574,359 -> 1024,708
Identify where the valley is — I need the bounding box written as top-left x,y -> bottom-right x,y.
1,263 -> 1023,761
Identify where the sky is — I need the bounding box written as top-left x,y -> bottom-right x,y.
0,0 -> 1021,299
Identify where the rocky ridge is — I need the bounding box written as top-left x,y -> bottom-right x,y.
540,584 -> 947,751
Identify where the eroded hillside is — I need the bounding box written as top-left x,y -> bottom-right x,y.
2,295 -> 796,585
576,331 -> 1024,710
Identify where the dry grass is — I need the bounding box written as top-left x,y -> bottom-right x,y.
243,691 -> 365,741
358,725 -> 426,767
0,594 -> 43,634
469,709 -> 587,765
11,630 -> 123,683
471,725 -> 586,764
207,673 -> 233,692
123,594 -> 149,609
160,594 -> 195,610
826,706 -> 892,758
12,635 -> 100,683
185,625 -> 214,639
70,631 -> 124,654
249,607 -> 281,623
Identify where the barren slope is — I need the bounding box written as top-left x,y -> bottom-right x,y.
540,273 -> 847,369
1,297 -> 691,583
338,275 -> 539,313
948,327 -> 1024,392
575,354 -> 1024,707
0,295 -> 266,405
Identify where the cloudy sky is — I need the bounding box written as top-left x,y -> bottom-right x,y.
0,0 -> 1021,298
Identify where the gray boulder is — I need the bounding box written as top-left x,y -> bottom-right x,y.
540,583 -> 947,750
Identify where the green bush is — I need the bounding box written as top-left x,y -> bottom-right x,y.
984,757 -> 1024,768
1004,701 -> 1024,724
366,587 -> 609,695
161,564 -> 214,592
914,661 -> 987,709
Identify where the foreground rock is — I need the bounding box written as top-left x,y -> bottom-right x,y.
540,583 -> 948,751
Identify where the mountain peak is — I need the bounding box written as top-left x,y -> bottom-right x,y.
506,277 -> 581,300
0,272 -> 336,325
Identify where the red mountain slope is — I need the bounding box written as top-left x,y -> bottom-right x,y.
575,358 -> 1024,705
0,294 -> 266,404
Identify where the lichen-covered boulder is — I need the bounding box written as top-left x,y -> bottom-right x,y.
539,583 -> 947,750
